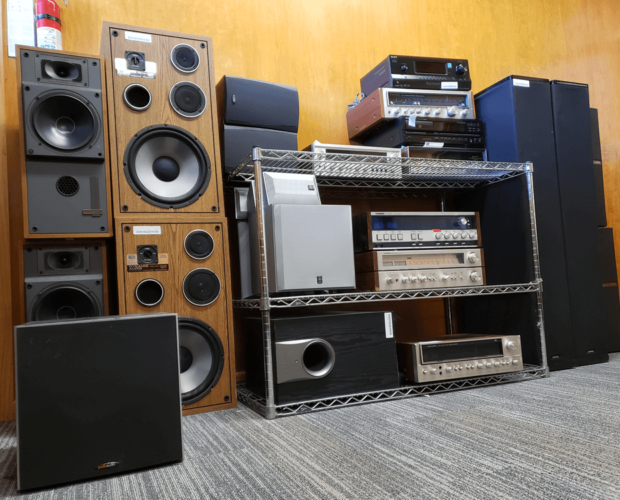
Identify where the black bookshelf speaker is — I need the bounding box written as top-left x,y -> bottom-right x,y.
15,313 -> 183,491
246,311 -> 399,405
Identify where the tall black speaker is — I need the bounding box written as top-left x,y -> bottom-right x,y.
246,312 -> 399,405
15,314 -> 183,491
590,108 -> 607,227
17,47 -> 111,238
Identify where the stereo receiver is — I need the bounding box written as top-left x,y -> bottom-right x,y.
397,335 -> 523,383
401,146 -> 487,161
361,56 -> 472,95
355,248 -> 484,273
357,266 -> 485,292
347,88 -> 474,140
353,211 -> 481,252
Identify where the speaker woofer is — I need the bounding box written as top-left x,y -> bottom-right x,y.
30,91 -> 99,151
135,279 -> 165,307
182,268 -> 220,306
178,317 -> 224,405
184,230 -> 214,260
30,283 -> 102,321
170,44 -> 200,74
123,125 -> 211,208
123,84 -> 152,111
169,81 -> 206,118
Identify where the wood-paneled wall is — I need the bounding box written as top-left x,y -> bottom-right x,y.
2,0 -> 620,420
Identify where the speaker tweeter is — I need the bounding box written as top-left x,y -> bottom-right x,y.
170,44 -> 200,74
184,230 -> 214,260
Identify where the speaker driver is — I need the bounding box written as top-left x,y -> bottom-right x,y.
135,279 -> 165,307
182,268 -> 220,306
170,44 -> 200,74
178,317 -> 224,405
184,230 -> 214,260
46,250 -> 82,271
42,60 -> 82,81
30,91 -> 99,151
169,81 -> 206,118
30,283 -> 102,321
123,84 -> 152,111
123,125 -> 211,208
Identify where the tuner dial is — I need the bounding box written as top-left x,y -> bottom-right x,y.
468,253 -> 479,264
446,106 -> 457,117
470,272 -> 481,283
458,217 -> 468,225
455,64 -> 466,76
400,64 -> 408,72
424,108 -> 431,115
506,341 -> 517,351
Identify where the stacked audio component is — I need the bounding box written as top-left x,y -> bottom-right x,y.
353,212 -> 485,292
592,109 -> 620,352
475,76 -> 609,369
217,76 -> 299,173
101,23 -> 236,415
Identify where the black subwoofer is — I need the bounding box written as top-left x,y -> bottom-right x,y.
178,316 -> 224,404
123,125 -> 211,208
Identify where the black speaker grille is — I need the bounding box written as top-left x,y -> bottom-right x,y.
56,176 -> 79,196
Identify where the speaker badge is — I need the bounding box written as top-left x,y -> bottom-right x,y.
94,461 -> 120,470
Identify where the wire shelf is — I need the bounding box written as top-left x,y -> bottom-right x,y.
233,281 -> 541,309
237,365 -> 549,418
226,149 -> 531,189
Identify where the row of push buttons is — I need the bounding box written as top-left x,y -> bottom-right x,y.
375,233 -> 424,241
422,359 -> 519,375
435,232 -> 477,240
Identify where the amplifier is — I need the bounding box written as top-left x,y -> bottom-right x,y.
397,334 -> 523,383
353,211 -> 481,252
401,146 -> 487,161
364,117 -> 485,149
357,266 -> 484,291
355,248 -> 484,273
304,140 -> 400,158
347,88 -> 474,140
361,56 -> 472,95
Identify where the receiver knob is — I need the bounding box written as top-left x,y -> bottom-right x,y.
446,367 -> 453,373
430,368 -> 437,374
512,360 -> 519,365
470,272 -> 481,283
393,108 -> 400,115
420,276 -> 427,283
506,341 -> 517,351
458,217 -> 468,225
424,108 -> 431,115
486,362 -> 492,368
435,233 -> 442,239
495,362 -> 500,367
461,233 -> 468,239
411,276 -> 419,283
446,106 -> 457,117
400,64 -> 408,72
434,108 -> 441,115
442,275 -> 449,282
468,253 -> 479,264
444,233 -> 451,239
386,276 -> 394,284
469,232 -> 477,239
461,110 -> 469,117
401,276 -> 410,284
478,363 -> 483,369
455,64 -> 466,75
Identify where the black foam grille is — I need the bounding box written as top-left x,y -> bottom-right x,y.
56,176 -> 79,197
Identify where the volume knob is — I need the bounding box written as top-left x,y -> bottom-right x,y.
386,276 -> 394,284
441,275 -> 449,282
455,64 -> 466,76
470,272 -> 481,283
420,276 -> 428,283
468,253 -> 479,264
446,106 -> 457,117
506,341 -> 517,351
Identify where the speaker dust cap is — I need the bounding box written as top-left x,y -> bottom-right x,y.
184,230 -> 214,260
182,268 -> 220,306
169,81 -> 207,118
30,283 -> 102,321
170,44 -> 200,74
123,124 -> 211,209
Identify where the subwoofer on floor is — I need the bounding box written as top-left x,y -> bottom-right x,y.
23,241 -> 108,322
100,23 -> 223,216
15,313 -> 182,491
17,47 -> 112,238
115,218 -> 236,414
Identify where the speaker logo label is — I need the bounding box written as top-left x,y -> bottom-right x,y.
94,461 -> 120,471
127,253 -> 169,272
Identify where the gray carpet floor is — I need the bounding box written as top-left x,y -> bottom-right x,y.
1,354 -> 620,499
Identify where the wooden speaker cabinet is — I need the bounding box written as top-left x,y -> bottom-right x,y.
100,23 -> 224,217
115,216 -> 236,415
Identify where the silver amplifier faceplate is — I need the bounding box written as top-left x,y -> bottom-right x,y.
380,88 -> 474,120
371,266 -> 483,291
372,228 -> 478,249
373,248 -> 482,271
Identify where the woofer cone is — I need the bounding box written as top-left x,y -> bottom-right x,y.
30,283 -> 102,322
123,124 -> 211,209
182,268 -> 220,306
178,317 -> 224,405
302,340 -> 336,378
170,44 -> 200,74
184,230 -> 214,260
169,81 -> 206,118
135,279 -> 165,307
30,90 -> 99,151
123,83 -> 152,111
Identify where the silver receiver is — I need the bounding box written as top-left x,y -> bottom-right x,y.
357,266 -> 484,292
357,248 -> 483,272
382,88 -> 473,120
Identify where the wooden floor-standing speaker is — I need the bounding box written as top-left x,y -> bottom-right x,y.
115,217 -> 236,415
100,23 -> 223,216
16,47 -> 113,238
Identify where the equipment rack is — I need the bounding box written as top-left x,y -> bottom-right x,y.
227,148 -> 549,419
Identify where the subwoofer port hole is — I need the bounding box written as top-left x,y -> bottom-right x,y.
123,84 -> 152,112
302,340 -> 336,378
135,279 -> 165,307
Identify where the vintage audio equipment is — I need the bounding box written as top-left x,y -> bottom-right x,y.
353,211 -> 481,252
397,334 -> 523,383
246,312 -> 400,405
364,117 -> 484,149
116,218 -> 236,415
15,313 -> 182,491
361,56 -> 472,95
235,174 -> 356,297
304,141 -> 402,179
475,75 -> 608,369
217,75 -> 299,132
355,248 -> 484,272
401,146 -> 487,161
100,23 -> 223,215
23,242 -> 107,322
357,266 -> 484,292
590,108 -> 607,227
222,124 -> 297,173
347,87 -> 474,141
16,47 -> 112,238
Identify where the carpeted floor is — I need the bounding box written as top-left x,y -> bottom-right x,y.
2,354 -> 620,499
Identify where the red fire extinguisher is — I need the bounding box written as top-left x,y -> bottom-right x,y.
36,0 -> 62,51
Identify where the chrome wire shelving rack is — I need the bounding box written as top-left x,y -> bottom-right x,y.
227,148 -> 549,419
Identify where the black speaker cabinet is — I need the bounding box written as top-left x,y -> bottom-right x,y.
15,313 -> 183,491
590,108 -> 607,227
217,75 -> 299,132
602,285 -> 620,353
23,242 -> 107,322
246,312 -> 399,405
17,46 -> 112,238
597,227 -> 617,284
